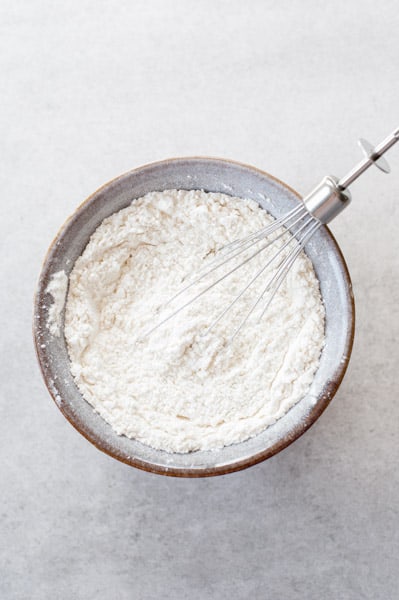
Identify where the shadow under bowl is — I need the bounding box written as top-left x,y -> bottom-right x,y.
33,157 -> 355,477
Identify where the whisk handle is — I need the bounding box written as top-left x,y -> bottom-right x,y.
338,126 -> 399,190
304,126 -> 399,224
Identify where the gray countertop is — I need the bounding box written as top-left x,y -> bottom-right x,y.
1,1 -> 398,598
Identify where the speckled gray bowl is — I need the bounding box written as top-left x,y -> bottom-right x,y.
33,158 -> 355,477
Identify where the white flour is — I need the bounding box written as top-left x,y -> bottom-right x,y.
45,270 -> 68,336
53,190 -> 325,453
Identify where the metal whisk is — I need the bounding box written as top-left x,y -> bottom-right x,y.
145,127 -> 399,339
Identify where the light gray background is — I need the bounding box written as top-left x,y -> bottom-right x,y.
1,1 -> 398,598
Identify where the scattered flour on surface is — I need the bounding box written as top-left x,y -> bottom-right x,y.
60,189 -> 325,453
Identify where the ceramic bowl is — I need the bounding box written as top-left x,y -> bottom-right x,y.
33,158 -> 355,477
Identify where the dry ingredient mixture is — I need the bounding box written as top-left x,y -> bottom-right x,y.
47,189 -> 325,453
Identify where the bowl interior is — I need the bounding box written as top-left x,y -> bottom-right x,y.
34,158 -> 354,476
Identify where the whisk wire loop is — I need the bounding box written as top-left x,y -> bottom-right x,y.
229,219 -> 320,341
203,215 -> 316,337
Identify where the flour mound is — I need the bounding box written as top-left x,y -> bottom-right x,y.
64,190 -> 325,453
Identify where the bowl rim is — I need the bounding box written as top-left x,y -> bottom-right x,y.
33,156 -> 355,477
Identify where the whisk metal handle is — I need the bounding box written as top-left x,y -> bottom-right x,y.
338,127 -> 399,190
303,126 -> 399,224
